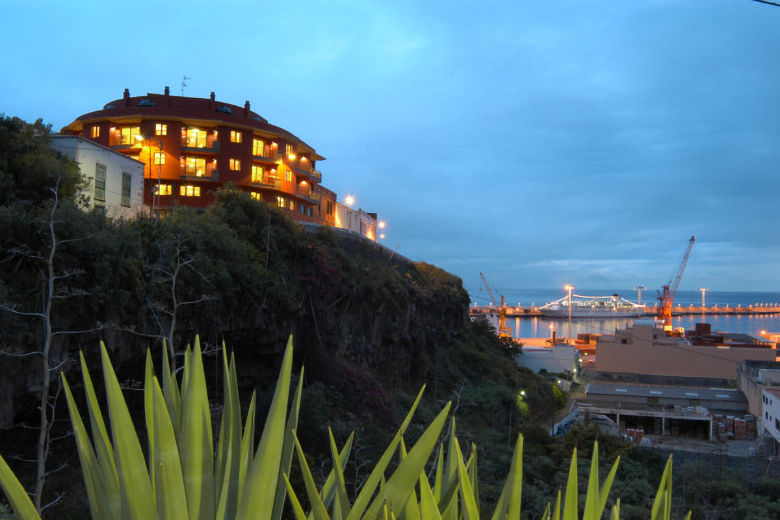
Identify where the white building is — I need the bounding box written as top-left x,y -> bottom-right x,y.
514,345 -> 581,376
761,388 -> 780,454
49,135 -> 144,219
334,202 -> 377,241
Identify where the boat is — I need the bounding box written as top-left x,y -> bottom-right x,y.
539,293 -> 646,318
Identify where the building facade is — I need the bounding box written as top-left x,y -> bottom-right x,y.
761,388 -> 780,453
49,135 -> 144,218
62,88 -> 328,222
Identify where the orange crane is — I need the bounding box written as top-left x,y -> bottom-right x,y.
657,235 -> 695,331
479,272 -> 511,338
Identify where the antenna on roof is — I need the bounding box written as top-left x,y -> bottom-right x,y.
181,75 -> 191,96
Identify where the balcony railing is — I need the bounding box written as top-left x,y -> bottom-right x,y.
251,153 -> 278,164
181,141 -> 220,154
294,166 -> 322,182
180,169 -> 220,181
297,190 -> 321,204
252,178 -> 282,190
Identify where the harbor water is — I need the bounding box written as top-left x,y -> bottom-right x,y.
468,288 -> 780,339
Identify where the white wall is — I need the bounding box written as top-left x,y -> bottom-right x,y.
761,389 -> 780,444
49,136 -> 145,219
334,202 -> 377,240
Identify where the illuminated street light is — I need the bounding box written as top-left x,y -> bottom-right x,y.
564,284 -> 574,343
699,287 -> 708,309
344,195 -> 355,206
379,233 -> 385,240
378,220 -> 386,229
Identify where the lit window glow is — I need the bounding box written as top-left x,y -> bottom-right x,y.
185,157 -> 206,176
229,158 -> 241,171
154,184 -> 173,196
153,152 -> 166,165
252,138 -> 265,156
250,192 -> 262,201
155,123 -> 167,136
184,127 -> 207,148
120,126 -> 141,145
251,165 -> 264,183
230,130 -> 242,143
91,126 -> 100,138
179,185 -> 201,197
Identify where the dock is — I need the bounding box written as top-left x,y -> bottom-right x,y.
470,303 -> 780,318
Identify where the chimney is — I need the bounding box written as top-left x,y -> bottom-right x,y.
209,91 -> 216,110
123,88 -> 130,107
164,86 -> 170,105
244,100 -> 250,117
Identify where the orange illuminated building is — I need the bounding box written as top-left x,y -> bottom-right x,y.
62,88 -> 327,221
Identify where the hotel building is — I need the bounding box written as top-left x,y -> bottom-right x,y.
62,88 -> 337,224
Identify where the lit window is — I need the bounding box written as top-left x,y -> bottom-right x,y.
121,173 -> 131,208
154,152 -> 166,165
251,165 -> 264,183
94,163 -> 106,202
120,126 -> 141,145
155,123 -> 167,136
285,169 -> 292,182
183,127 -> 207,148
250,192 -> 262,201
290,200 -> 295,211
185,157 -> 206,176
229,158 -> 241,171
180,185 -> 201,197
252,138 -> 265,156
285,143 -> 294,156
153,184 -> 172,196
277,196 -> 285,208
91,126 -> 100,138
230,130 -> 242,143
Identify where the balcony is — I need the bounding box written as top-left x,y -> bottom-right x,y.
294,166 -> 322,182
181,141 -> 220,154
297,189 -> 321,204
252,178 -> 282,190
252,154 -> 278,165
180,169 -> 220,182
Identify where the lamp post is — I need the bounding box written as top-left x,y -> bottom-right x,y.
136,135 -> 163,218
564,284 -> 574,343
699,287 -> 708,308
634,285 -> 646,305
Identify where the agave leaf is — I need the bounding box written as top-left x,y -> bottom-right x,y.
454,439 -> 479,520
553,489 -> 562,520
599,456 -> 620,515
272,366 -> 305,520
345,386 -> 427,520
440,418 -> 460,516
419,471 -> 443,520
439,486 -> 459,519
179,336 -> 215,520
162,340 -> 182,438
236,391 -> 256,508
364,401 -> 452,519
144,350 -> 157,502
541,503 -> 551,520
0,454 -> 40,520
490,433 -> 523,520
99,341 -> 157,520
562,448 -> 578,520
236,335 -> 294,520
292,431 -> 330,520
283,473 -> 311,520
328,428 -> 352,516
650,457 -> 673,520
433,443 -> 444,503
151,376 -> 189,520
398,439 -> 420,520
466,443 -> 479,511
610,498 -> 620,520
78,351 -> 121,518
583,441 -> 599,520
215,348 -> 242,520
319,432 -> 354,511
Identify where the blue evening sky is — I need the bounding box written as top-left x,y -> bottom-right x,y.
2,0 -> 779,295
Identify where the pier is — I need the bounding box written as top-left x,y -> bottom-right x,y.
470,303 -> 780,318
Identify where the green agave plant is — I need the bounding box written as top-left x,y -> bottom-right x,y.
0,337 -> 691,519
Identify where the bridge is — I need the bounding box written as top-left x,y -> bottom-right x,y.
469,303 -> 780,318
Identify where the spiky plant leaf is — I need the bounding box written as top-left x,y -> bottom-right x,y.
328,428 -> 351,517
650,457 -> 673,520
490,433 -> 523,520
562,448 -> 578,520
236,335 -> 294,520
583,441 -> 600,519
345,386 -> 427,520
161,340 -> 181,438
363,401 -> 452,518
78,351 -> 121,518
282,473 -> 310,520
454,437 -> 479,520
150,376 -> 189,520
610,498 -> 620,520
318,432 -> 354,511
291,431 -> 330,520
178,337 -> 215,520
398,439 -> 420,520
236,391 -> 256,508
419,471 -> 443,520
271,367 -> 305,520
433,443 -> 444,504
599,456 -> 620,515
0,454 -> 40,520
99,341 -> 157,520
61,374 -> 110,520
144,350 -> 157,502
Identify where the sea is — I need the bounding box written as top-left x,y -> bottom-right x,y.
466,288 -> 780,339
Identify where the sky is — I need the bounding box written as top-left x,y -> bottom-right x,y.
2,0 -> 779,297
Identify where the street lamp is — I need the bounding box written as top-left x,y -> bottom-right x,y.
699,287 -> 708,309
135,134 -> 163,218
564,284 -> 574,343
344,195 -> 355,206
634,285 -> 646,305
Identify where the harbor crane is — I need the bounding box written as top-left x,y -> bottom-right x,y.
479,272 -> 511,338
657,235 -> 695,331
